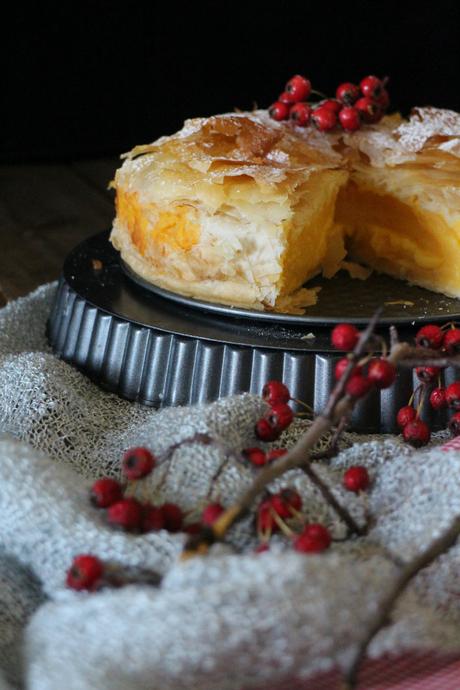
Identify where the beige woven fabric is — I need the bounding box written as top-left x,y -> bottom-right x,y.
0,284 -> 459,690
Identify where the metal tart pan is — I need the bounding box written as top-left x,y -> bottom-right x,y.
47,232 -> 460,433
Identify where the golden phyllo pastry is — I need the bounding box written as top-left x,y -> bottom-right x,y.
338,108 -> 460,299
110,107 -> 460,313
110,112 -> 348,312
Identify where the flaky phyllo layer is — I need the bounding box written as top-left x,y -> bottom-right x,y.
110,107 -> 460,313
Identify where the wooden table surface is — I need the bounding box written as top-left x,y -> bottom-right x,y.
0,157 -> 119,305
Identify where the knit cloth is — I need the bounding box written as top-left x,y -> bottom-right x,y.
0,283 -> 460,690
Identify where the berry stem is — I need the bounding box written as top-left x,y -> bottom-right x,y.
292,397 -> 314,414
342,513 -> 460,689
416,387 -> 426,418
310,88 -> 328,99
408,385 -> 418,408
269,508 -> 295,537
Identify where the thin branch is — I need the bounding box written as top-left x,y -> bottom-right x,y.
183,309 -> 383,556
156,433 -> 244,495
323,308 -> 383,420
398,356 -> 460,368
342,514 -> 460,689
389,325 -> 399,351
301,463 -> 366,536
328,415 -> 350,456
183,310 -> 460,558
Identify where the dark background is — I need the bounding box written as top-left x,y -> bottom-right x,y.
3,1 -> 460,162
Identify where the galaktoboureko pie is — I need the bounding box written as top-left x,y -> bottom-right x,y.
110,107 -> 460,314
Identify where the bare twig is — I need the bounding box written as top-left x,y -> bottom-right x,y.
389,324 -> 399,350
328,415 -> 350,457
183,311 -> 460,558
342,514 -> 460,689
157,433 -> 216,465
155,433 -> 244,496
323,308 -> 383,420
183,309 -> 383,556
399,356 -> 460,368
301,463 -> 366,536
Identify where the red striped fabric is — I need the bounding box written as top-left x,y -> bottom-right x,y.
441,437 -> 460,452
248,653 -> 460,690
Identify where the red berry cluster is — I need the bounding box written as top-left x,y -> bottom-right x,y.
268,74 -> 390,132
256,487 -> 332,553
331,323 -> 397,398
396,323 -> 460,446
242,446 -> 287,467
90,447 -> 184,534
255,460 -> 371,553
255,380 -> 294,442
67,375 -> 377,586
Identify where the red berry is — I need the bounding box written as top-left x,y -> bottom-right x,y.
107,498 -> 143,532
285,74 -> 311,102
242,447 -> 267,466
355,97 -> 381,124
142,504 -> 165,533
262,380 -> 290,405
290,102 -> 312,126
265,448 -> 288,463
90,478 -> 123,508
415,324 -> 444,349
202,502 -> 225,526
334,358 -> 362,380
270,494 -> 290,518
443,328 -> 460,355
360,75 -> 383,99
293,523 -> 331,553
320,98 -> 342,114
255,417 -> 281,442
271,488 -> 302,518
66,554 -> 104,591
448,412 -> 460,437
403,420 -> 431,447
346,375 -> 372,399
257,500 -> 278,534
279,90 -> 296,104
268,101 -> 290,121
343,466 -> 370,492
429,387 -> 447,410
396,405 -> 417,428
336,82 -> 360,105
122,447 -> 155,480
446,382 -> 460,409
183,521 -> 202,535
416,366 -> 440,383
311,106 -> 337,132
266,402 -> 294,431
339,106 -> 361,132
161,503 -> 184,533
331,323 -> 360,351
376,88 -> 390,111
255,542 -> 270,553
367,358 -> 396,389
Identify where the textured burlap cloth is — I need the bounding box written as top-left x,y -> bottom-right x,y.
1,283 -> 460,690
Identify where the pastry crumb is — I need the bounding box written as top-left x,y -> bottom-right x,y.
384,300 -> 415,307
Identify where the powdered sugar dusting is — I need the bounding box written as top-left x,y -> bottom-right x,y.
396,107 -> 460,152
